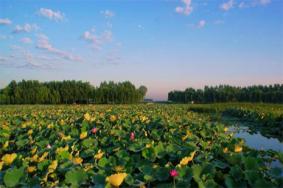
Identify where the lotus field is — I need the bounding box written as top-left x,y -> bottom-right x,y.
0,104 -> 282,187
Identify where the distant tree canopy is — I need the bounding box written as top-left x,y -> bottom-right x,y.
0,80 -> 147,104
168,84 -> 283,104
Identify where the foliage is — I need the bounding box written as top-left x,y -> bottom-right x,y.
168,84 -> 283,103
187,103 -> 283,141
0,104 -> 282,187
0,80 -> 147,104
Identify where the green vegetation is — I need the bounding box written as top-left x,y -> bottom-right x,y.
0,104 -> 282,187
187,103 -> 283,141
0,80 -> 147,104
168,84 -> 283,103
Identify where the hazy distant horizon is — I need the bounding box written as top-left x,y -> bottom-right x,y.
1,0 -> 282,100
1,79 -> 282,101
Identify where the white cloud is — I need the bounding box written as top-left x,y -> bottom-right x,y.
21,51 -> 44,68
238,2 -> 246,8
81,29 -> 113,50
82,31 -> 97,41
239,0 -> 271,8
1,46 -> 53,69
13,24 -> 39,33
197,20 -> 206,28
20,37 -> 32,44
0,35 -> 13,40
15,50 -> 54,69
105,53 -> 121,65
36,34 -> 82,62
138,24 -> 144,30
220,0 -> 234,11
0,56 -> 7,62
101,30 -> 112,42
0,56 -> 10,66
100,10 -> 114,18
0,18 -> 12,25
38,8 -> 64,21
175,7 -> 184,14
0,35 -> 7,40
175,0 -> 193,16
258,0 -> 271,5
214,20 -> 225,25
106,22 -> 113,28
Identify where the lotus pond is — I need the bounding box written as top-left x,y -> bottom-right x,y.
0,104 -> 282,187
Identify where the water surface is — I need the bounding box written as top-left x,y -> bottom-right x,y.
229,126 -> 283,152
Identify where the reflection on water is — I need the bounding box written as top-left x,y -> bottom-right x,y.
221,118 -> 283,175
230,126 -> 283,174
229,126 -> 283,152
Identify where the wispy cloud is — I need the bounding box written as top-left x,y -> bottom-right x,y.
0,35 -> 13,40
1,46 -> 53,69
258,0 -> 272,5
12,23 -> 39,33
137,24 -> 145,30
0,18 -> 12,25
214,20 -> 225,25
101,30 -> 112,42
0,56 -> 8,62
100,10 -> 114,18
36,34 -> 82,62
220,0 -> 234,11
13,50 -> 54,70
105,54 -> 121,65
239,0 -> 271,8
197,20 -> 206,28
38,8 -> 65,21
20,37 -> 32,44
175,0 -> 193,16
20,51 -> 48,69
0,56 -> 10,67
82,29 -> 99,49
81,28 -> 113,50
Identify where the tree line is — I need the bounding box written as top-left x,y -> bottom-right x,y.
0,80 -> 147,104
168,84 -> 283,103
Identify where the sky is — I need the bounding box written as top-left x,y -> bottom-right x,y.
0,0 -> 282,100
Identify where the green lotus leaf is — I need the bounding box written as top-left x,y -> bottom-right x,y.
142,148 -> 156,162
154,142 -> 166,159
155,167 -> 169,181
65,168 -> 87,187
98,157 -> 109,168
243,157 -> 259,170
4,167 -> 24,187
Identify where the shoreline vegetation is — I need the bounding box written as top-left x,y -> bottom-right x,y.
168,84 -> 283,104
0,80 -> 147,104
0,80 -> 282,104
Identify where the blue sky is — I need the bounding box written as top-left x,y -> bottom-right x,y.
0,0 -> 282,100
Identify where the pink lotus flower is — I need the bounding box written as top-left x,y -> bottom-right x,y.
130,132 -> 135,141
47,144 -> 51,149
91,127 -> 98,134
170,169 -> 178,177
